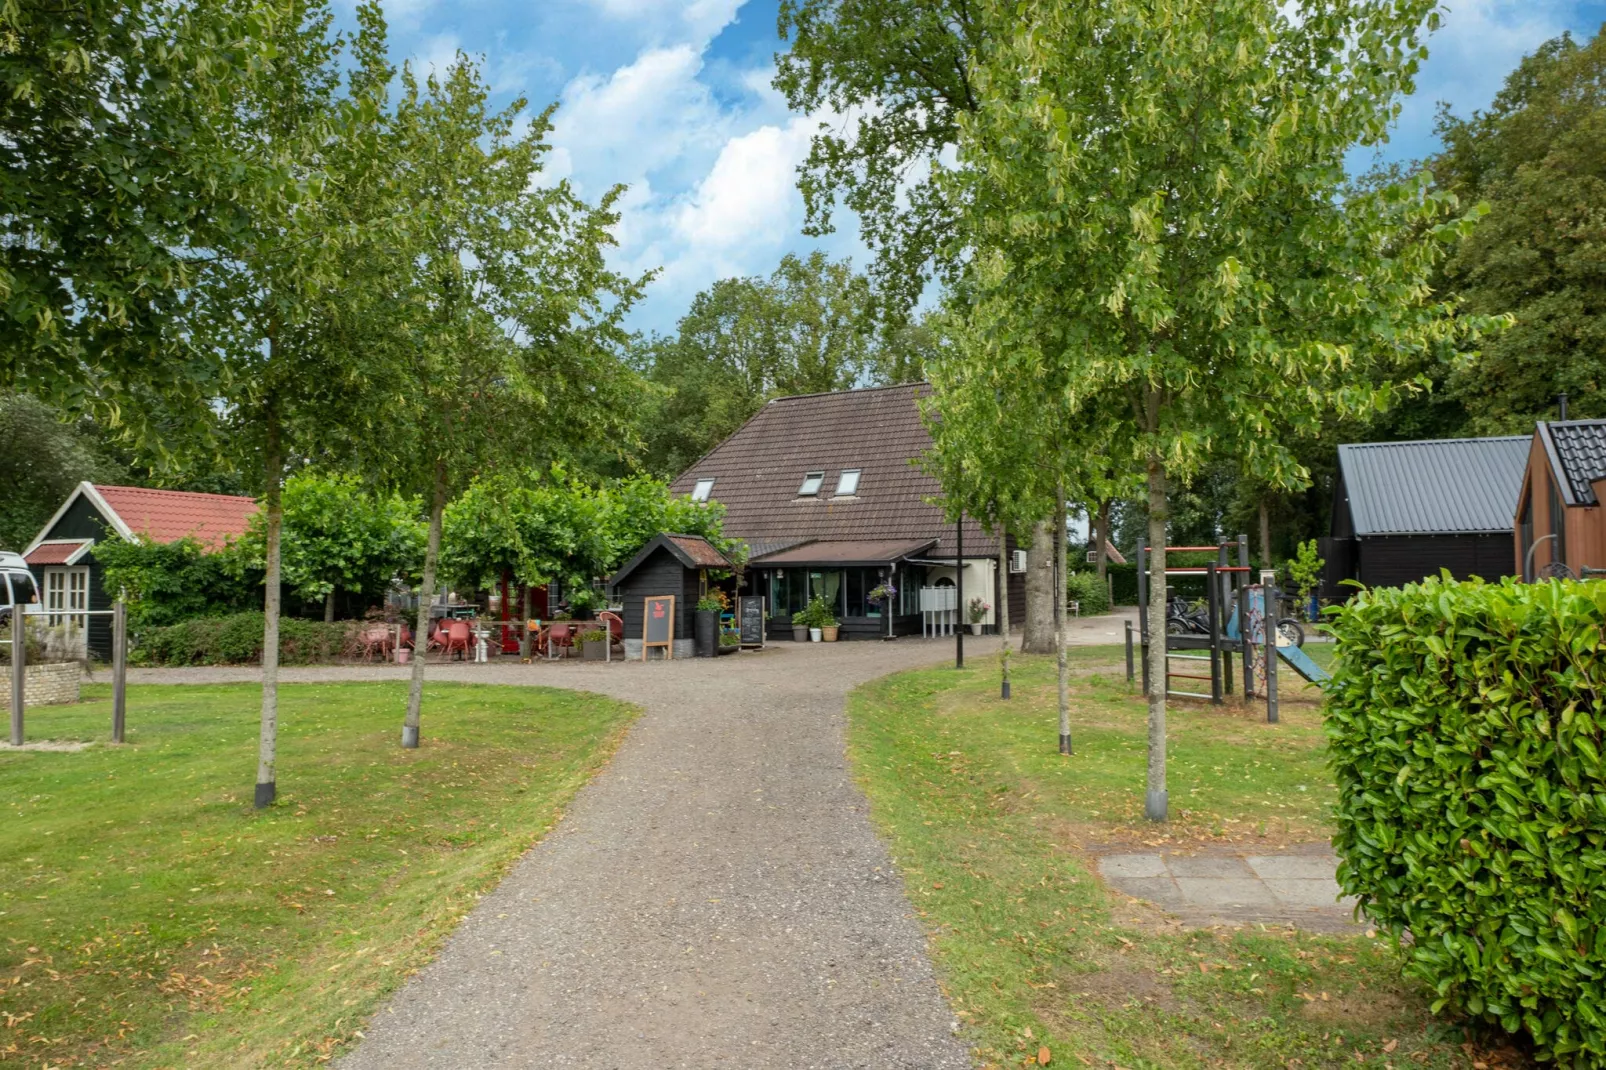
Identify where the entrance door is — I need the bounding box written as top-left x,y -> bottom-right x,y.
44,566 -> 89,656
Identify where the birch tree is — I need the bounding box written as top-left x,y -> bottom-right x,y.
955,0 -> 1492,819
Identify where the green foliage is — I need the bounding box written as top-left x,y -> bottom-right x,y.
92,537 -> 256,628
1433,29 -> 1606,431
1105,562 -> 1139,606
132,612 -> 356,666
1326,577 -> 1606,1063
804,596 -> 838,629
232,471 -> 423,607
1286,540 -> 1325,601
0,393 -> 124,551
1065,572 -> 1110,616
575,628 -> 607,645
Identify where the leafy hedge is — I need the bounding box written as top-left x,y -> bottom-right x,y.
1066,571 -> 1111,615
1326,576 -> 1606,1064
133,613 -> 359,667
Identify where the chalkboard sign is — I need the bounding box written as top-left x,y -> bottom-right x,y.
738,595 -> 765,648
642,595 -> 675,659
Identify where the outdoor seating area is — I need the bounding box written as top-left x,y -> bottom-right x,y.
352,609 -> 628,666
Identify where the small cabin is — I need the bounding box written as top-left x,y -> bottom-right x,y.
1516,420 -> 1606,579
608,534 -> 732,658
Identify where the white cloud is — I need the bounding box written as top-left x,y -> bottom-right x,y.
414,32 -> 463,81
577,0 -> 745,42
675,117 -> 814,250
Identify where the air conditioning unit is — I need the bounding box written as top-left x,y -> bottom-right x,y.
1009,550 -> 1027,573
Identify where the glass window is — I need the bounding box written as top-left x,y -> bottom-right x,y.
691,478 -> 715,502
1549,479 -> 1567,567
12,572 -> 35,604
835,469 -> 861,496
798,471 -> 824,496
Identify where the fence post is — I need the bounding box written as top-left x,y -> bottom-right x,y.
1124,620 -> 1134,686
10,611 -> 24,747
1266,587 -> 1280,724
112,600 -> 128,743
1207,562 -> 1222,705
1238,534 -> 1252,702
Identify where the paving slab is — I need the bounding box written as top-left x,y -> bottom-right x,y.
1096,846 -> 1362,931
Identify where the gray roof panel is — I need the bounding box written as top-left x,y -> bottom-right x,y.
1338,437 -> 1530,537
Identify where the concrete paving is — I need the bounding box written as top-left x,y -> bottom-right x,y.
1095,844 -> 1360,931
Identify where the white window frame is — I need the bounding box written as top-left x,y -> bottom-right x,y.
691,478 -> 715,502
798,471 -> 825,497
834,469 -> 861,496
44,566 -> 89,634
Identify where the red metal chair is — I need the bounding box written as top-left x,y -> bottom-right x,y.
425,620 -> 448,654
546,622 -> 574,659
444,620 -> 472,660
599,611 -> 624,654
359,625 -> 391,662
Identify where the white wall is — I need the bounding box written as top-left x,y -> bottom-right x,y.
922,559 -> 997,624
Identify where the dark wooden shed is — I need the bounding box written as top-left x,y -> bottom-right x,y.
607,534 -> 731,647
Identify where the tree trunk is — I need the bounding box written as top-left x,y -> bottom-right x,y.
255,413 -> 283,809
1020,517 -> 1056,654
1095,500 -> 1111,580
404,462 -> 447,749
1259,498 -> 1272,572
997,536 -> 1011,698
1145,451 -> 1169,821
1056,484 -> 1071,754
324,589 -> 336,623
519,584 -> 531,660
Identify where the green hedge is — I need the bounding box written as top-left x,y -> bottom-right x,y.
1326,576 -> 1606,1064
1105,558 -> 1210,606
1066,571 -> 1111,615
133,613 -> 359,667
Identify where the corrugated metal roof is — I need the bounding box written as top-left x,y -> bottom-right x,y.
1544,421 -> 1606,505
1338,437 -> 1529,536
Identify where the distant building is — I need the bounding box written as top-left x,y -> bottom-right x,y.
1324,437 -> 1529,596
668,383 -> 1026,639
1516,420 -> 1606,579
21,482 -> 258,657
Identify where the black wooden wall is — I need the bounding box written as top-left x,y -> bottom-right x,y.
1354,533 -> 1515,590
27,495 -> 118,658
615,546 -> 700,642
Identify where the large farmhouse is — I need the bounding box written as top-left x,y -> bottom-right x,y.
668,383 -> 1027,639
22,482 -> 258,657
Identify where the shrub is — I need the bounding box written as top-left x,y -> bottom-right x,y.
1066,571 -> 1111,615
1326,575 -> 1606,1064
132,612 -> 359,666
93,537 -> 257,628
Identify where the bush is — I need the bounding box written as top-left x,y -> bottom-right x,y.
94,537 -> 257,628
1326,576 -> 1606,1064
1105,560 -> 1207,605
1066,571 -> 1111,615
133,612 -> 359,666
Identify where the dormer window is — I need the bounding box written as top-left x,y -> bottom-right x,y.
691,478 -> 715,502
834,469 -> 861,496
798,471 -> 825,497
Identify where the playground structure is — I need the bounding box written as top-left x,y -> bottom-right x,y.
1124,535 -> 1329,724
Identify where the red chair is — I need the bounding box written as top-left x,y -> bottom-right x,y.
599,611 -> 624,654
359,625 -> 391,662
444,620 -> 472,660
425,620 -> 448,654
545,622 -> 574,659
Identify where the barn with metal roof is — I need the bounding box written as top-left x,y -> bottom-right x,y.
1324,436 -> 1530,594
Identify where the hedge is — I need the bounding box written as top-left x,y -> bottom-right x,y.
1105,559 -> 1210,606
1067,570 -> 1111,615
132,613 -> 360,667
1326,576 -> 1606,1064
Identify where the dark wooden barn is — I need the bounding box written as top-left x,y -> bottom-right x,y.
1322,437 -> 1529,597
608,534 -> 731,657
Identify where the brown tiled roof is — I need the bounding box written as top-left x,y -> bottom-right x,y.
671,383 -> 998,558
25,540 -> 92,565
666,534 -> 730,569
751,538 -> 937,567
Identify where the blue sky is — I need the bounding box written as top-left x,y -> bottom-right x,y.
355,0 -> 1606,336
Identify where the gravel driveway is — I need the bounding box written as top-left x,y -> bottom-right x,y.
135,639 -> 979,1068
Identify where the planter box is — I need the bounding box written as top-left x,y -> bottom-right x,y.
0,662 -> 83,708
792,626 -> 809,642
581,640 -> 608,661
821,626 -> 839,642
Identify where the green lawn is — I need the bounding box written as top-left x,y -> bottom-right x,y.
847,646 -> 1498,1069
0,682 -> 637,1069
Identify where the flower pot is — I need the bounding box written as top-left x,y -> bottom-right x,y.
582,640 -> 607,662
792,625 -> 809,642
968,622 -> 982,635
395,647 -> 411,665
694,609 -> 719,658
809,627 -> 822,642
821,625 -> 839,642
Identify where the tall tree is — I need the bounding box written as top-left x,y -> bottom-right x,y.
0,394 -> 124,551
385,56 -> 642,749
953,0 -> 1491,821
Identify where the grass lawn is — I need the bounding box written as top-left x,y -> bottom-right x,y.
848,644 -> 1502,1070
0,682 -> 637,1069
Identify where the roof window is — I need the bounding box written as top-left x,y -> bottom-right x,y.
798,471 -> 825,497
690,478 -> 715,502
834,469 -> 861,496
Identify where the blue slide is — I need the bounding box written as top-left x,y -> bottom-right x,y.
1277,643 -> 1330,685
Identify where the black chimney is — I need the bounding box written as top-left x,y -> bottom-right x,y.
1559,393 -> 1570,420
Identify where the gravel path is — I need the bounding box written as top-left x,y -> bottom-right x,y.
140,639 -> 977,1068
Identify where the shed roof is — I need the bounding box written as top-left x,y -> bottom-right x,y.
92,484 -> 258,549
749,538 -> 938,567
1541,420 -> 1606,506
609,533 -> 730,587
670,383 -> 997,559
1337,437 -> 1530,536
24,540 -> 94,566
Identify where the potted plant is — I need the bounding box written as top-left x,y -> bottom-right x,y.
802,596 -> 835,642
717,630 -> 739,655
694,591 -> 727,658
817,602 -> 840,642
791,608 -> 810,642
868,579 -> 898,640
577,627 -> 609,661
967,596 -> 990,636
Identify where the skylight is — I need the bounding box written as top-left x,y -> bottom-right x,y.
798,471 -> 825,496
835,469 -> 861,496
691,478 -> 715,502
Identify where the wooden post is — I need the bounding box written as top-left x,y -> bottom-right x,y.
955,514 -> 964,669
10,609 -> 24,746
112,600 -> 128,743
